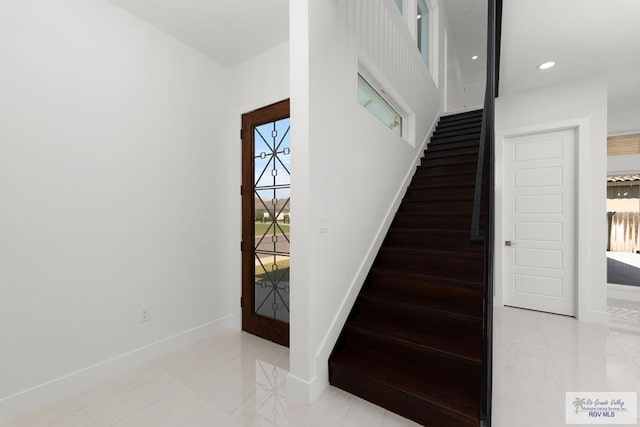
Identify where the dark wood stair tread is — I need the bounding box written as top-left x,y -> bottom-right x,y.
426,144 -> 480,155
428,134 -> 483,145
347,315 -> 481,364
417,158 -> 477,168
379,246 -> 483,259
330,346 -> 481,420
407,183 -> 476,191
393,209 -> 480,217
370,266 -> 483,289
433,130 -> 481,140
387,227 -> 472,235
425,147 -> 479,159
385,228 -> 483,252
360,289 -> 482,322
439,109 -> 483,120
392,210 -> 481,230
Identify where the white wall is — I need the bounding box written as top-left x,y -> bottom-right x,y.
495,75 -> 609,325
464,77 -> 486,109
608,154 -> 640,175
609,105 -> 640,135
608,65 -> 640,135
445,31 -> 465,111
226,42 -> 291,330
0,0 -> 231,421
288,0 -> 453,402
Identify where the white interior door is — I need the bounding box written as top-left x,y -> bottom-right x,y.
504,128 -> 576,316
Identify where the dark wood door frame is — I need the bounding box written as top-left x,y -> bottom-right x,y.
241,99 -> 290,347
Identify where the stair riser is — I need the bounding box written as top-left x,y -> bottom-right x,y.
425,147 -> 479,159
344,328 -> 482,379
376,250 -> 483,282
399,200 -> 475,212
393,213 -> 474,230
411,173 -> 477,186
426,140 -> 480,153
367,271 -> 483,317
415,163 -> 477,177
330,364 -> 479,427
435,120 -> 482,133
404,186 -> 475,200
386,231 -> 483,253
429,134 -> 482,145
439,111 -> 483,122
358,297 -> 483,335
421,154 -> 478,167
433,129 -> 482,141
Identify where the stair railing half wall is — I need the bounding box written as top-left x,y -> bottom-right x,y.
471,0 -> 501,425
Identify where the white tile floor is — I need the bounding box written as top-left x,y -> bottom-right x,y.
3,306 -> 640,427
493,305 -> 640,427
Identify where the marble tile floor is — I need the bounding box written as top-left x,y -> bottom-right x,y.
609,298 -> 640,334
3,306 -> 640,427
493,306 -> 640,427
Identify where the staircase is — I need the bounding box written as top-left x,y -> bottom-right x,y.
329,109 -> 485,427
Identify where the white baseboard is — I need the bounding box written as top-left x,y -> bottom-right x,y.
305,111 -> 442,401
577,309 -> 610,326
608,283 -> 640,302
287,371 -> 329,404
0,316 -> 232,424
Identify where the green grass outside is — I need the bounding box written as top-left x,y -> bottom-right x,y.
255,258 -> 290,283
254,222 -> 290,235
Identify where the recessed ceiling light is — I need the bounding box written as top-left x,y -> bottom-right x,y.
417,14 -> 422,19
472,55 -> 478,60
537,61 -> 556,70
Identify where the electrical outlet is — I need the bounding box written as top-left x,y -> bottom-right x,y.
140,309 -> 150,323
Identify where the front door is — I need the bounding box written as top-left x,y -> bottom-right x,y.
241,99 -> 290,346
503,128 -> 576,316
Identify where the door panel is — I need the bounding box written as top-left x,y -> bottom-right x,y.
242,99 -> 290,346
504,128 -> 576,316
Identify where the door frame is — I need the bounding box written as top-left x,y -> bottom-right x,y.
495,118 -> 593,321
241,98 -> 290,346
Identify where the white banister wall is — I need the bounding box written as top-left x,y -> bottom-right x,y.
288,0 -> 460,402
355,0 -> 437,123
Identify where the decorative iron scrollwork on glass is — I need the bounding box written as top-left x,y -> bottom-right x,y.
253,118 -> 291,322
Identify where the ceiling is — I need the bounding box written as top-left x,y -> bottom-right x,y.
107,0 -> 289,68
499,0 -> 640,106
111,0 -> 486,80
106,0 -> 640,116
440,0 -> 487,83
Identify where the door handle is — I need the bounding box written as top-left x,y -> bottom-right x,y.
505,240 -> 517,246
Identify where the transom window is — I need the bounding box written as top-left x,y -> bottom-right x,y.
394,0 -> 403,14
357,74 -> 403,137
417,0 -> 430,68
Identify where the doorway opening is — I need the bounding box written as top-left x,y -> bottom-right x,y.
606,174 -> 640,331
607,175 -> 640,286
241,99 -> 291,346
